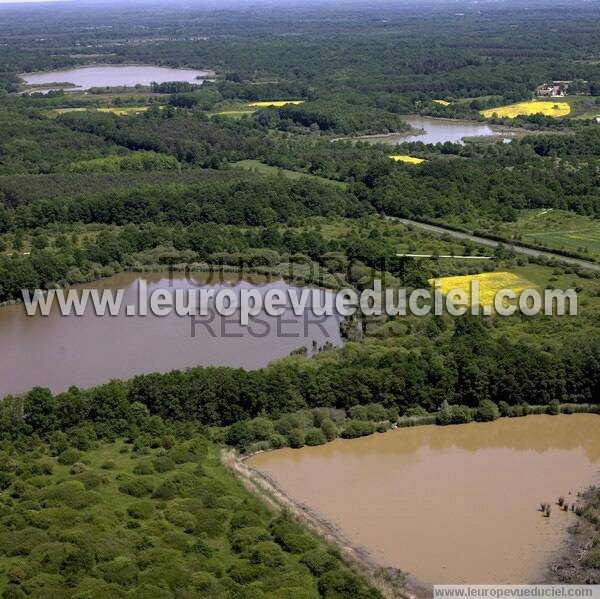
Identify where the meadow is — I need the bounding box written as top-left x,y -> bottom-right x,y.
231,160 -> 348,188
492,210 -> 600,260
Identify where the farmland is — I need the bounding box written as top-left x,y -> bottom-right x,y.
388,155 -> 425,164
430,271 -> 536,306
480,101 -> 571,118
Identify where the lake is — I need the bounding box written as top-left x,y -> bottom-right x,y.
0,272 -> 342,397
354,116 -> 500,145
248,414 -> 600,585
20,65 -> 210,91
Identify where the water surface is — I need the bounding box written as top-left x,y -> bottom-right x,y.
249,414 -> 600,585
21,65 -> 209,91
0,272 -> 341,397
359,116 -> 498,145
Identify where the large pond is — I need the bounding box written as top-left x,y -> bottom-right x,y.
356,116 -> 500,145
20,65 -> 210,91
0,272 -> 342,397
249,414 -> 600,585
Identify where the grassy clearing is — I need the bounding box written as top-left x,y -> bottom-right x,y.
494,209 -> 600,259
388,155 -> 425,164
211,109 -> 256,118
97,106 -> 157,116
430,271 -> 536,306
232,160 -> 347,188
481,100 -> 571,119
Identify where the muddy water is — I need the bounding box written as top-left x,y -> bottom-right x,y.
248,414 -> 600,585
0,272 -> 341,397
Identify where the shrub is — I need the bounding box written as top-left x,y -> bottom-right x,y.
270,433 -> 288,449
583,546 -> 600,568
318,568 -> 372,597
41,481 -> 99,509
127,501 -> 155,520
230,527 -> 271,554
300,549 -> 337,576
476,400 -> 500,422
548,399 -> 561,415
249,541 -> 285,568
305,428 -> 327,446
152,456 -> 175,473
189,539 -> 214,558
133,460 -> 154,475
230,510 -> 263,531
100,460 -> 116,470
101,556 -> 139,586
341,420 -> 375,439
320,418 -> 338,441
165,508 -> 196,532
118,477 -> 154,498
57,449 -> 83,466
288,429 -> 306,449
191,572 -> 221,595
228,559 -> 264,583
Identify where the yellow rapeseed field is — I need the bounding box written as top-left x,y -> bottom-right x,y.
480,101 -> 571,119
388,155 -> 425,164
247,100 -> 305,107
433,99 -> 451,106
429,272 -> 535,306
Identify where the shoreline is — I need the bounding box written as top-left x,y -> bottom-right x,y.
235,412 -> 600,591
222,448 -> 429,599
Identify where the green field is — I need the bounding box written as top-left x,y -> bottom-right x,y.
231,160 -> 347,189
494,210 -> 600,259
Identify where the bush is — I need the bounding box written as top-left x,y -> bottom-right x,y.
249,541 -> 285,568
127,501 -> 155,520
305,428 -> 327,446
437,402 -> 473,425
100,556 -> 139,586
118,477 -> 154,498
320,418 -> 337,441
548,399 -> 561,415
133,461 -> 154,475
270,433 -> 288,449
228,559 -> 264,583
288,429 -> 306,449
230,527 -> 271,554
152,456 -> 175,473
476,400 -> 500,422
318,569 -> 370,598
341,420 -> 375,439
300,549 -> 337,576
57,449 -> 83,466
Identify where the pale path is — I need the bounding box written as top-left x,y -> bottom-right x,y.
387,216 -> 600,272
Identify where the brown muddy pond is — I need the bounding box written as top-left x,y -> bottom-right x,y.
248,414 -> 600,585
0,272 -> 342,397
